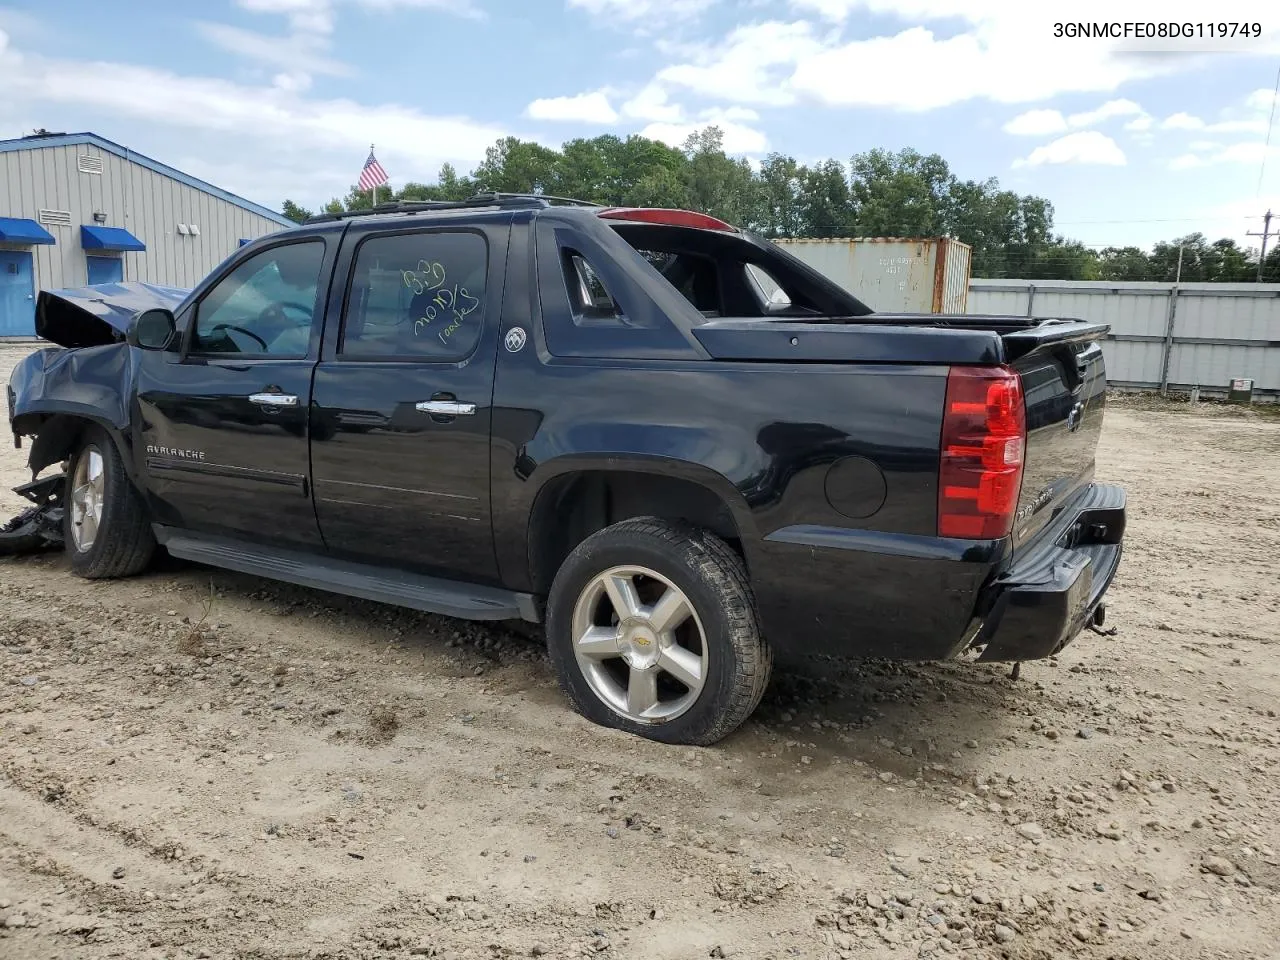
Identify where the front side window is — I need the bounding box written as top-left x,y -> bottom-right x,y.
341,232 -> 488,361
192,241 -> 325,356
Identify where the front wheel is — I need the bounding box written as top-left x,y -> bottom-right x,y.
545,518 -> 772,745
65,428 -> 156,579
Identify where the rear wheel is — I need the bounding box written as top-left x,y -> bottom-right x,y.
66,428 -> 156,579
546,518 -> 771,745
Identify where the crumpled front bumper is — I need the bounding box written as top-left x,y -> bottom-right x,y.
974,483 -> 1126,662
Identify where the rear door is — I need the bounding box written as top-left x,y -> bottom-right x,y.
309,219 -> 508,583
136,236 -> 335,550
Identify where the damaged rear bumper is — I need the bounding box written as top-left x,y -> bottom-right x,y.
974,483 -> 1126,662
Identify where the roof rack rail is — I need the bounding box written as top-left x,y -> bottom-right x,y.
303,191 -> 601,224
483,192 -> 602,208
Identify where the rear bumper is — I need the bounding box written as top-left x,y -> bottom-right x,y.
973,483 -> 1126,662
748,482 -> 1125,663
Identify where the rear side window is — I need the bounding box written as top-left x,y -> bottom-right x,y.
745,263 -> 792,310
636,249 -> 721,315
341,232 -> 487,361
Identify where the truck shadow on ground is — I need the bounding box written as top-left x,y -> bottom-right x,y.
13,550 -> 1033,781
155,556 -> 1031,775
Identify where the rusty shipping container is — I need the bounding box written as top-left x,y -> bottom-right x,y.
773,237 -> 972,314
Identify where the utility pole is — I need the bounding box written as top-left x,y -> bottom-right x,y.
1247,209 -> 1273,282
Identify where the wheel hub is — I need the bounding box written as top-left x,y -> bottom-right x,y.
569,565 -> 708,725
618,619 -> 661,670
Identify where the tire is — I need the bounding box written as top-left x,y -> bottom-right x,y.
545,517 -> 771,746
65,427 -> 156,579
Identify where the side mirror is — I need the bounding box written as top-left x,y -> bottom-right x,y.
129,308 -> 177,351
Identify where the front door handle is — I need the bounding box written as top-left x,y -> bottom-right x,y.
415,400 -> 476,416
249,392 -> 298,407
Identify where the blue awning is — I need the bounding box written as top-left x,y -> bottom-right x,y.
80,225 -> 146,252
0,216 -> 56,245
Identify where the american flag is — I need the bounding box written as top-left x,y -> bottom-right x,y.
358,147 -> 389,192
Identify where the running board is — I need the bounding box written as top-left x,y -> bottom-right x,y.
153,527 -> 540,623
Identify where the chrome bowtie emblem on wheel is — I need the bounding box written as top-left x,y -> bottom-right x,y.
504,326 -> 527,353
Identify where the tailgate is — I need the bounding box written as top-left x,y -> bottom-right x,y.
1006,322 -> 1109,549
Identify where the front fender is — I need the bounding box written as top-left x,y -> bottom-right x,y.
8,343 -> 137,479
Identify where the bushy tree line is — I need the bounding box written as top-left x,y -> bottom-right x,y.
282,127 -> 1278,282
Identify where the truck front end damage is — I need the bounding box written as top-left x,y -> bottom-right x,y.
2,281 -> 188,555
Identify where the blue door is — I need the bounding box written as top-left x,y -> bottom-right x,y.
87,256 -> 124,285
0,251 -> 36,337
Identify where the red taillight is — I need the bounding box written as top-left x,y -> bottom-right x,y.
938,366 -> 1026,540
596,207 -> 736,231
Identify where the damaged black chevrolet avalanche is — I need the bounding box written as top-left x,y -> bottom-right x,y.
4,195 -> 1126,745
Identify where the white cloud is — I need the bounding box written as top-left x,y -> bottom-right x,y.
0,40 -> 510,208
207,0 -> 482,89
525,90 -> 618,124
1066,98 -> 1143,128
662,3 -> 1279,113
1207,118 -> 1267,135
657,21 -> 822,107
640,107 -> 769,154
1246,88 -> 1277,112
1124,115 -> 1153,132
237,0 -> 336,34
1161,112 -> 1205,130
567,0 -> 716,23
622,83 -> 684,122
1003,109 -> 1066,136
195,21 -> 353,76
1189,140 -> 1220,151
1012,131 -> 1126,168
1169,141 -> 1279,170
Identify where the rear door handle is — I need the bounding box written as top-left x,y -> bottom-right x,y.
249,392 -> 298,407
416,400 -> 476,416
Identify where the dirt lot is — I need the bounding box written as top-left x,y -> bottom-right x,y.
1,342 -> 1278,960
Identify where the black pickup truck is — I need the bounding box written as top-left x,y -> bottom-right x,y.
4,195 -> 1126,745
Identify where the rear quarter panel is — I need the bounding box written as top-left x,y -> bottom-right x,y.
489,343 -> 971,656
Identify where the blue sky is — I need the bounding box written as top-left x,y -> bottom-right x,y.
1,0 -> 1277,251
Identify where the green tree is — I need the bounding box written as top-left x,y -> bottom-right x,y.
472,137 -> 562,194
1096,246 -> 1155,281
682,127 -> 758,227
754,153 -> 804,238
622,166 -> 691,208
281,199 -> 313,223
849,148 -> 953,237
796,160 -> 854,237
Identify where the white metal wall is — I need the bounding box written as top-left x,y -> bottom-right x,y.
968,279 -> 1280,399
0,142 -> 287,292
775,238 -> 971,314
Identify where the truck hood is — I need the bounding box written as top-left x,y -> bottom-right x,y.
35,282 -> 190,348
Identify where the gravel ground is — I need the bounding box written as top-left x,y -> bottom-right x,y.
2,342 -> 1279,960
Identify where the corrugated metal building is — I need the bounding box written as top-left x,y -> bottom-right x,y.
0,131 -> 293,337
773,237 -> 971,314
968,278 -> 1280,401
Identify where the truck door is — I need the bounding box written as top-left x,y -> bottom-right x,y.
309,221 -> 508,584
136,236 -> 335,550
